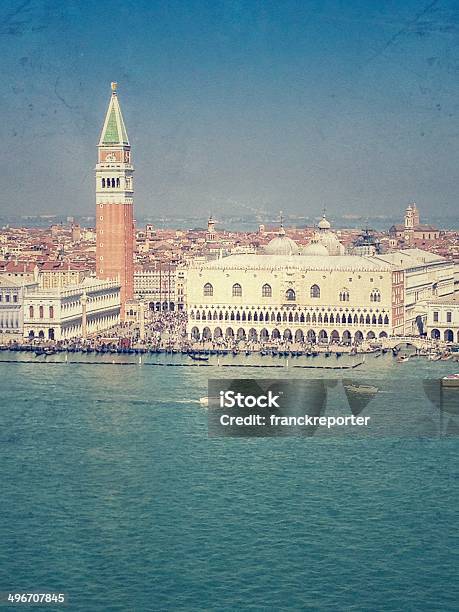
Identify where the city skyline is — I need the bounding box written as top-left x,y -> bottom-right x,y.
1,1 -> 458,219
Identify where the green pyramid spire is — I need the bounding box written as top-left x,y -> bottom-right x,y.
99,82 -> 129,146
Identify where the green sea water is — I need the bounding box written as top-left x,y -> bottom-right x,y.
0,352 -> 458,611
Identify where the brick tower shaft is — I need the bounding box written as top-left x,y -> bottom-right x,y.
95,82 -> 134,311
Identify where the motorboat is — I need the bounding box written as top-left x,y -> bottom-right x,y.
442,374 -> 459,388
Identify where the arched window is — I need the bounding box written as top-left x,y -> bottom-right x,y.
111,178 -> 116,188
232,283 -> 242,297
310,284 -> 320,298
370,289 -> 381,302
339,288 -> 350,302
262,283 -> 272,297
29,305 -> 34,318
116,178 -> 120,188
203,283 -> 213,297
102,178 -> 106,188
39,305 -> 44,319
49,306 -> 54,319
285,288 -> 296,301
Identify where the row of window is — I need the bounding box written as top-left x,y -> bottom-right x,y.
0,294 -> 18,303
101,177 -> 120,188
433,311 -> 453,323
191,309 -> 390,325
0,318 -> 19,328
29,305 -> 54,319
203,283 -> 381,302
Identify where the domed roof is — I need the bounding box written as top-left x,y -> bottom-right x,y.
264,229 -> 302,256
318,232 -> 345,255
303,241 -> 329,256
318,214 -> 331,230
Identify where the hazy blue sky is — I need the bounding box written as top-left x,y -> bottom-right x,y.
0,0 -> 458,219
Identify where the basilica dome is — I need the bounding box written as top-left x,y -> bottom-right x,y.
264,227 -> 302,256
303,241 -> 329,256
318,215 -> 331,230
313,213 -> 346,256
317,231 -> 345,255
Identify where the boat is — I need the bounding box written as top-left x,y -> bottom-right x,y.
343,384 -> 379,394
440,353 -> 453,361
396,355 -> 410,363
188,354 -> 209,362
199,396 -> 219,406
35,347 -> 57,357
442,374 -> 459,388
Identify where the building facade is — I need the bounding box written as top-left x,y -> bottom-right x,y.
38,262 -> 89,289
134,264 -> 185,311
96,82 -> 134,312
373,249 -> 455,334
23,278 -> 121,341
0,276 -> 37,339
185,231 -> 453,343
186,253 -> 397,344
426,294 -> 459,343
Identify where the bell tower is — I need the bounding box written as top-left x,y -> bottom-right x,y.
96,82 -> 134,310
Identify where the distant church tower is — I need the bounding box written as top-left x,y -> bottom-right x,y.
96,82 -> 134,310
206,215 -> 217,242
404,204 -> 414,229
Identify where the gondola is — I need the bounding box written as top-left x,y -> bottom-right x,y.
188,354 -> 209,362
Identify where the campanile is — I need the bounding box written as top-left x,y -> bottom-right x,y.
96,82 -> 134,310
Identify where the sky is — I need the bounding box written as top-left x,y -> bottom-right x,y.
0,0 -> 458,220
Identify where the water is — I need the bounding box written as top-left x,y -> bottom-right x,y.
0,352 -> 458,611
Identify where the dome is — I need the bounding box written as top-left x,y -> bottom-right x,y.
318,215 -> 331,230
264,233 -> 302,256
319,232 -> 346,255
303,241 -> 329,256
